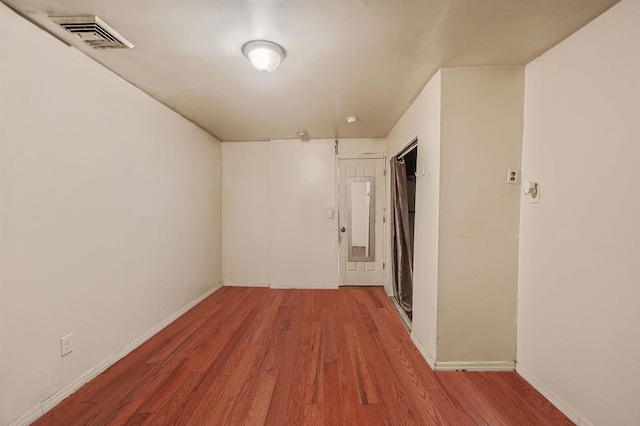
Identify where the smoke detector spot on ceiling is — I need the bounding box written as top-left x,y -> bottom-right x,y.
50,16 -> 134,49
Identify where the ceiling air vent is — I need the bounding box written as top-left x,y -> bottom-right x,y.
50,16 -> 134,49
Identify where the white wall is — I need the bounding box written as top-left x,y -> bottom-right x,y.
338,138 -> 387,156
386,102 -> 419,157
386,72 -> 441,365
412,71 -> 442,364
437,67 -> 523,366
221,142 -> 270,286
270,139 -> 338,287
221,138 -> 386,288
517,1 -> 640,424
222,139 -> 340,288
385,67 -> 524,369
0,4 -> 222,425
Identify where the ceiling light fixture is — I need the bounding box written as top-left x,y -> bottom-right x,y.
346,116 -> 358,124
241,40 -> 286,72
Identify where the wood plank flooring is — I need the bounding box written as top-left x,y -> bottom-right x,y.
32,287 -> 573,425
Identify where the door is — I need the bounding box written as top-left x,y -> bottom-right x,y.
338,157 -> 385,286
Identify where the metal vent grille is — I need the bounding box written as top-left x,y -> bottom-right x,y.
51,16 -> 133,49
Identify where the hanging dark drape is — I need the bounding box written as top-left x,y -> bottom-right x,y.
390,156 -> 413,313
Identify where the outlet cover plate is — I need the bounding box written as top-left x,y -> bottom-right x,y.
61,333 -> 73,357
507,168 -> 520,184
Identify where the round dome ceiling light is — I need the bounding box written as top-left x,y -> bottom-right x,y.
346,116 -> 358,124
241,40 -> 286,73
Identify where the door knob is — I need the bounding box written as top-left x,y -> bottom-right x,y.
340,227 -> 346,232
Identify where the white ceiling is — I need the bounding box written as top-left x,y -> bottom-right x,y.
4,0 -> 619,141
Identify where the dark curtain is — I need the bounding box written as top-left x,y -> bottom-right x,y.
390,156 -> 413,313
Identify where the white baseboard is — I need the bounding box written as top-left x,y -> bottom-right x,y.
434,360 -> 516,372
408,331 -> 516,373
410,332 -> 435,369
577,416 -> 595,426
516,364 -> 586,425
8,405 -> 42,426
10,284 -> 222,426
385,284 -> 393,296
222,282 -> 269,287
269,284 -> 338,289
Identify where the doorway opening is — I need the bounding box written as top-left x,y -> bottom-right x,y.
390,139 -> 417,327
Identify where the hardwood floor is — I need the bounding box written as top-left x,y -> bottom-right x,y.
32,287 -> 573,425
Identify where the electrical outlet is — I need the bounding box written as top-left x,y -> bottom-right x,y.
507,168 -> 520,184
60,333 -> 73,357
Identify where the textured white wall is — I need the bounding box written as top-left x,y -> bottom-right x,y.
0,4 -> 222,425
518,1 -> 640,424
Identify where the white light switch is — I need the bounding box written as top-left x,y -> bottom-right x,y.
326,209 -> 334,218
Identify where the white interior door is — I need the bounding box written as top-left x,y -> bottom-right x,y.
338,157 -> 385,286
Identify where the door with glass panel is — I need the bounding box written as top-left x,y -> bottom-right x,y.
338,157 -> 385,286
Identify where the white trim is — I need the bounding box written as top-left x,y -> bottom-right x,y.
40,379 -> 83,417
434,361 -> 515,372
382,157 -> 387,293
516,364 -> 586,425
578,416 -> 595,426
336,153 -> 385,159
389,297 -> 412,332
269,283 -> 338,289
385,285 -> 393,297
410,332 -> 435,369
336,156 -> 387,287
10,284 -> 222,426
223,282 -> 270,287
396,138 -> 418,160
334,154 -> 341,286
8,405 -> 43,426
